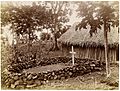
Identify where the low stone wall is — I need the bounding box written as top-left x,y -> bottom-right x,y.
8,57 -> 105,73
8,60 -> 37,73
5,59 -> 105,89
8,57 -> 70,73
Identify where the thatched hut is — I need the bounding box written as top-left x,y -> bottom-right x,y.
58,22 -> 119,62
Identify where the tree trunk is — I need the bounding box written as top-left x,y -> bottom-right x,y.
52,21 -> 59,51
104,21 -> 110,77
53,33 -> 59,51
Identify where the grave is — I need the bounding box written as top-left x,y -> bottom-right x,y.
5,56 -> 105,89
23,63 -> 73,74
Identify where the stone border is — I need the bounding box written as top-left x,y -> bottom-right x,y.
5,59 -> 105,89
8,57 -> 104,73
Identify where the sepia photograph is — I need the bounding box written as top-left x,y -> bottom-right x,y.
1,0 -> 119,90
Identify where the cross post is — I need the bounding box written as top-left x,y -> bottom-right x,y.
70,46 -> 76,65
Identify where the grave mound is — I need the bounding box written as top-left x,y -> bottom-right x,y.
8,57 -> 105,73
4,57 -> 105,89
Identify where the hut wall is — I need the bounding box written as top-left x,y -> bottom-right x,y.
62,47 -> 68,56
108,48 -> 117,63
74,47 -> 80,58
61,45 -> 118,63
116,47 -> 119,61
78,47 -> 118,63
61,46 -> 71,57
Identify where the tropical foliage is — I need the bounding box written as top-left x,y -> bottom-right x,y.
76,1 -> 119,77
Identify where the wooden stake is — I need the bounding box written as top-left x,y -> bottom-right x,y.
70,46 -> 76,65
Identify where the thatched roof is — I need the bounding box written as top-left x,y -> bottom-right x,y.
58,22 -> 119,48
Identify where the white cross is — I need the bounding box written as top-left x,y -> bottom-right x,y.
70,46 -> 76,65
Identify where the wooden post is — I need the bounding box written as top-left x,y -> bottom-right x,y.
98,49 -> 100,60
87,48 -> 89,58
114,50 -> 116,63
81,48 -> 83,58
70,46 -> 76,65
112,50 -> 114,62
109,50 -> 110,62
95,48 -> 97,59
104,21 -> 110,77
79,47 -> 80,58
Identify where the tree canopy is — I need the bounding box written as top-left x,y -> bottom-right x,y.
1,1 -> 71,50
76,1 -> 119,77
1,2 -> 50,37
41,1 -> 71,50
76,1 -> 119,36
